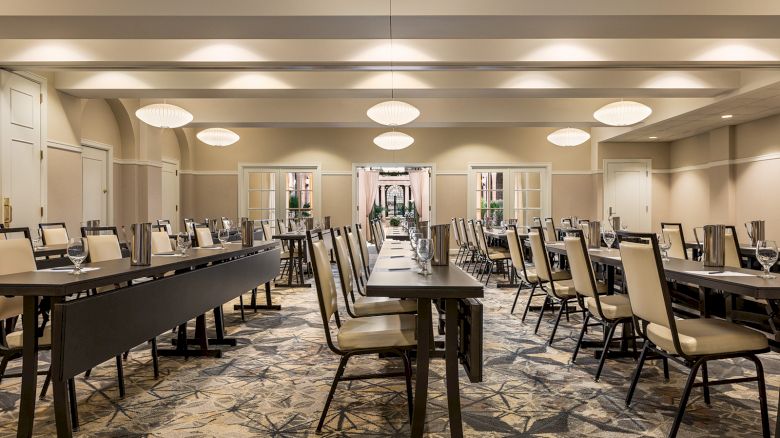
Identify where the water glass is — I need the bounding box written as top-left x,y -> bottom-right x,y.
417,238 -> 433,275
657,233 -> 672,261
410,231 -> 422,261
756,240 -> 778,279
32,229 -> 43,249
66,237 -> 89,274
217,228 -> 230,247
602,229 -> 616,249
176,232 -> 191,255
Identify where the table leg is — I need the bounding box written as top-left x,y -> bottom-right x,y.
233,282 -> 282,311
607,265 -> 615,294
17,296 -> 40,438
411,299 -> 431,438
445,299 -> 463,437
159,314 -> 223,358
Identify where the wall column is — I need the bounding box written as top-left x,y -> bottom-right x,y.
707,126 -> 736,225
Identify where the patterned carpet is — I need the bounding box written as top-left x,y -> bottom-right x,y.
0,251 -> 778,437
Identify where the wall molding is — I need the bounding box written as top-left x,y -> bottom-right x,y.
46,139 -> 82,153
651,151 -> 780,174
436,171 -> 468,175
321,171 -> 352,176
179,170 -> 238,176
552,170 -> 601,175
113,158 -> 164,168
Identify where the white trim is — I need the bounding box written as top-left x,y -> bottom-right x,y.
81,138 -> 115,226
322,170 -> 352,176
435,171 -> 468,176
237,163 -> 322,222
552,169 -> 600,175
113,158 -> 164,168
351,162 -> 437,226
466,163 -> 553,225
179,169 -> 238,176
47,139 -> 82,153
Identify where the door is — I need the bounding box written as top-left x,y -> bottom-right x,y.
82,145 -> 108,224
241,166 -> 320,233
1,72 -> 42,229
161,161 -> 179,233
604,160 -> 651,231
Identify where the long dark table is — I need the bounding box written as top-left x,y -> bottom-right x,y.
366,240 -> 483,438
0,241 -> 281,438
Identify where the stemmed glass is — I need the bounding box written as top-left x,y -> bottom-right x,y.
32,229 -> 43,249
176,232 -> 191,255
756,240 -> 778,279
217,228 -> 230,248
602,228 -> 616,249
410,231 -> 422,261
66,237 -> 89,274
657,233 -> 672,262
417,238 -> 433,276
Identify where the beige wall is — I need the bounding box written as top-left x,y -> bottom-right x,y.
47,148 -> 82,236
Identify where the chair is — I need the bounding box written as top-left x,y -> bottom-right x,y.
343,225 -> 369,293
561,218 -> 573,228
354,224 -> 372,278
451,218 -> 464,264
156,219 -> 173,236
192,224 -> 215,248
527,227 -> 578,345
151,230 -> 173,254
618,232 -> 770,438
475,222 -> 511,285
183,218 -> 195,236
543,217 -> 558,242
372,219 -> 384,250
80,225 -> 120,237
565,230 -> 630,381
506,225 -> 540,315
458,218 -> 476,269
306,231 -> 415,432
725,225 -> 744,268
464,220 -> 481,273
661,222 -> 688,260
39,222 -> 69,245
331,229 -> 416,317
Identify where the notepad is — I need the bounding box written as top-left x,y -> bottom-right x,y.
388,267 -> 411,271
683,270 -> 755,277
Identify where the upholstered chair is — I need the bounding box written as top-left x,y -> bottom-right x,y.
506,225 -> 539,315
661,222 -> 688,259
355,223 -> 372,277
151,231 -> 173,253
474,221 -> 511,285
39,223 -> 69,245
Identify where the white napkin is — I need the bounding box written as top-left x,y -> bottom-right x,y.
153,253 -> 187,257
683,270 -> 755,277
37,267 -> 101,273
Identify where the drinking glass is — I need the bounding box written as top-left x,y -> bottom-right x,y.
32,229 -> 43,249
176,232 -> 191,255
217,228 -> 230,247
410,231 -> 422,261
602,229 -> 616,249
756,240 -> 778,279
66,237 -> 89,274
417,238 -> 433,275
657,233 -> 672,261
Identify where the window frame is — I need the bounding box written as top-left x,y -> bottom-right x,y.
467,163 -> 552,228
238,164 -> 322,230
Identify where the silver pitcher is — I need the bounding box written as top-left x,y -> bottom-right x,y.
430,224 -> 450,266
610,216 -> 621,232
130,223 -> 152,266
745,220 -> 765,247
702,224 -> 726,267
586,221 -> 601,249
241,218 -> 254,247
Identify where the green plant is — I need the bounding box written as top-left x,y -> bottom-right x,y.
302,202 -> 311,217
370,203 -> 384,220
288,194 -> 299,209
389,217 -> 401,226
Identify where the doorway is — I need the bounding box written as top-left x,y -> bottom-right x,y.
81,145 -> 109,224
603,159 -> 651,231
161,160 -> 180,232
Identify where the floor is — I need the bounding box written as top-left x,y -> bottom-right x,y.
0,252 -> 778,437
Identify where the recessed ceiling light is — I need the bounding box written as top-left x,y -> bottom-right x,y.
649,136 -> 658,139
721,114 -> 733,119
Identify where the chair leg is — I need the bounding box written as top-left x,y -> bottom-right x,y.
0,355 -> 9,384
626,341 -> 650,407
401,351 -> 414,422
510,284 -> 524,314
564,300 -> 570,322
39,369 -> 52,400
662,357 -> 670,381
668,359 -> 704,438
548,299 -> 566,345
484,261 -> 493,285
746,355 -> 771,438
115,355 -> 125,398
151,338 -> 159,380
594,321 -> 618,382
68,377 -> 79,431
317,354 -> 350,432
571,313 -> 590,364
534,295 -> 549,334
238,294 -> 245,321
521,284 -> 538,322
701,361 -> 710,405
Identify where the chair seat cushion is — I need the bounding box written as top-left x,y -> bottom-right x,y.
488,248 -> 510,260
337,314 -> 417,350
549,279 -> 577,298
586,292 -> 631,320
550,270 -> 572,281
647,318 -> 768,356
6,325 -> 52,349
523,268 -> 538,283
354,297 -> 417,316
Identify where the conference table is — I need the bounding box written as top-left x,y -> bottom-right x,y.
383,226 -> 409,240
544,241 -> 780,435
0,241 -> 281,438
366,240 -> 484,438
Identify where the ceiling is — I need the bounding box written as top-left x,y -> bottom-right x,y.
3,0 -> 780,141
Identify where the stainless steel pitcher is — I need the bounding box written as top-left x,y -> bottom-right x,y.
610,216 -> 621,232
130,223 -> 152,266
745,220 -> 765,246
430,224 -> 450,266
702,224 -> 725,267
587,221 -> 601,249
241,218 -> 254,247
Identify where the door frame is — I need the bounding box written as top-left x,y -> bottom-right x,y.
237,162 -> 322,221
351,162 -> 437,227
161,158 -> 180,232
466,162 -> 552,223
602,158 -> 652,230
81,139 -> 114,226
1,70 -> 47,223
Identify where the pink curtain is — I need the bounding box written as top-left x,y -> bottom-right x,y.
407,169 -> 430,222
358,169 -> 380,233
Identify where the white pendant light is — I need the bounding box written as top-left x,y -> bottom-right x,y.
367,100 -> 420,126
374,131 -> 414,150
196,128 -> 240,147
135,103 -> 193,128
547,128 -> 590,147
593,100 -> 652,126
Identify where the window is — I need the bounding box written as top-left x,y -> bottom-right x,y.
241,166 -> 320,230
247,171 -> 276,222
285,171 -> 314,219
468,165 -> 550,228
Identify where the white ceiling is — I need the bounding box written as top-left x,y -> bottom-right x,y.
3,1 -> 780,140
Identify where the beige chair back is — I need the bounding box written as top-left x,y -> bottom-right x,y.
458,218 -> 470,248
261,221 -> 273,242
195,227 -> 214,247
543,219 -> 557,242
311,240 -> 338,321
466,220 -> 477,250
506,227 -> 525,270
450,218 -> 461,246
346,230 -> 365,280
528,231 -> 552,282
564,235 -> 599,298
151,231 -> 173,253
662,226 -> 686,259
725,228 -> 741,268
86,234 -> 122,262
356,224 -> 370,271
334,235 -> 355,296
42,227 -> 69,245
619,241 -> 673,329
0,239 -> 36,320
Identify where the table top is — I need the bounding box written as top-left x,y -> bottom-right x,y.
384,226 -> 408,238
0,241 -> 279,297
366,241 -> 484,300
546,242 -> 780,299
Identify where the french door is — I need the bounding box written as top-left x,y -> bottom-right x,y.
468,165 -> 551,228
240,166 -> 320,232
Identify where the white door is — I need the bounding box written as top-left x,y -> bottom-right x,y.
0,72 -> 42,229
82,146 -> 108,224
604,160 -> 651,231
161,161 -> 179,232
